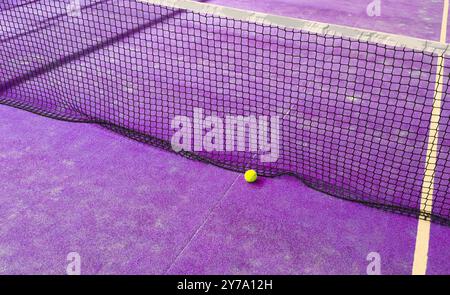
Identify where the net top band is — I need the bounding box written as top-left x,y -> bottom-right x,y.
139,0 -> 450,55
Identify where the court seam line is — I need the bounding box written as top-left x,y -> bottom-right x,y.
164,127 -> 276,274
164,172 -> 241,274
412,0 -> 448,276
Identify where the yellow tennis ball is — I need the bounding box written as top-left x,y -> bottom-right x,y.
244,169 -> 257,183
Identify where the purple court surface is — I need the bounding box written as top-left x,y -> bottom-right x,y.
1,0 -> 449,275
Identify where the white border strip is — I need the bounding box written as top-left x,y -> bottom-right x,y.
138,0 -> 449,54
412,0 -> 449,276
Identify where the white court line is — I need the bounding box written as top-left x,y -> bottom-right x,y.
412,0 -> 448,276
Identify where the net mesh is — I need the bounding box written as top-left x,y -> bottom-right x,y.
0,0 -> 449,224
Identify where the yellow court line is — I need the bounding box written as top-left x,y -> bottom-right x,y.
412,0 -> 448,276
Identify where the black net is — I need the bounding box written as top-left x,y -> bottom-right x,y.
0,0 -> 449,224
